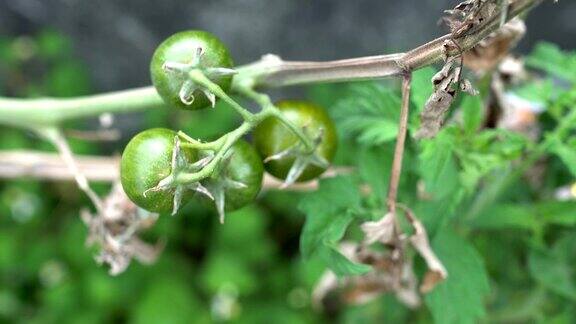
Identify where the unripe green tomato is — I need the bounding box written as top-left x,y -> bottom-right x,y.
253,100 -> 337,182
150,30 -> 234,110
206,140 -> 264,212
120,128 -> 196,214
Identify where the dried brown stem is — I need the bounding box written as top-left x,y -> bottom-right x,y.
249,0 -> 543,88
0,150 -> 350,191
387,73 -> 412,214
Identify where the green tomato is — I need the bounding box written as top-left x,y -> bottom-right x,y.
204,140 -> 264,217
150,30 -> 234,110
253,100 -> 337,182
120,128 -> 196,214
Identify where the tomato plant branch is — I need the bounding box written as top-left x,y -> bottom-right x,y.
236,0 -> 542,87
0,87 -> 163,129
174,112 -> 272,184
0,0 -> 543,130
174,83 -> 319,186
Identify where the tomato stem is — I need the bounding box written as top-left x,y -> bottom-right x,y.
235,85 -> 316,152
177,131 -> 224,151
174,111 -> 271,184
188,69 -> 253,121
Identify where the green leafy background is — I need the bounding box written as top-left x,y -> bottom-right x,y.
1,30 -> 576,323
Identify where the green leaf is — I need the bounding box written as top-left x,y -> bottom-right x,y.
358,145 -> 394,200
298,176 -> 361,256
526,42 -> 576,83
418,128 -> 460,199
513,79 -> 555,104
456,129 -> 527,191
467,204 -> 538,232
200,252 -> 258,295
410,67 -> 437,133
425,229 -> 490,324
37,29 -> 72,59
536,201 -> 576,226
549,136 -> 576,177
461,95 -> 483,134
131,277 -> 208,324
332,83 -> 401,146
45,61 -> 91,97
320,245 -> 372,276
410,67 -> 436,111
528,234 -> 576,301
299,176 -> 369,275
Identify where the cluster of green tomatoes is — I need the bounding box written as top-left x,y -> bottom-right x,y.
120,30 -> 337,222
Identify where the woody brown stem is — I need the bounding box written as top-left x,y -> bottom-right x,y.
387,73 -> 412,214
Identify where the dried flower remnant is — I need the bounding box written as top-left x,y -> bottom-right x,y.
313,207 -> 447,309
81,181 -> 163,275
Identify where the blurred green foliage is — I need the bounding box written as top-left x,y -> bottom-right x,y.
1,29 -> 576,324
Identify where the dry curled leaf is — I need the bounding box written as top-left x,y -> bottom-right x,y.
415,89 -> 455,139
360,212 -> 396,245
402,207 -> 448,293
312,242 -> 422,309
416,55 -> 462,139
313,207 -> 447,309
416,42 -> 484,139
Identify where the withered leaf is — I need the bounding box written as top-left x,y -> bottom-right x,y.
415,89 -> 455,139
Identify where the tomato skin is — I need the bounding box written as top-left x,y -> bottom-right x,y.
120,128 -> 196,214
150,30 -> 234,110
253,100 -> 337,182
208,140 -> 264,212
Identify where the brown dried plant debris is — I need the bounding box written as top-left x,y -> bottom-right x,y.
464,18 -> 526,73
312,207 -> 447,309
81,181 -> 164,275
416,1 -> 526,140
415,53 -> 478,139
491,58 -> 542,139
443,0 -> 500,37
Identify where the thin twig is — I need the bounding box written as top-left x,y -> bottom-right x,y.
0,149 -> 350,191
387,73 -> 412,214
0,150 -> 119,181
65,129 -> 121,141
37,128 -> 104,212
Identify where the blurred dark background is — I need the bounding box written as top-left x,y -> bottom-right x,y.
0,0 -> 573,93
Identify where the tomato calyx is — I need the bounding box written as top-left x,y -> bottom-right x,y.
143,135 -> 213,215
162,46 -> 237,107
264,126 -> 329,187
203,150 -> 248,224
